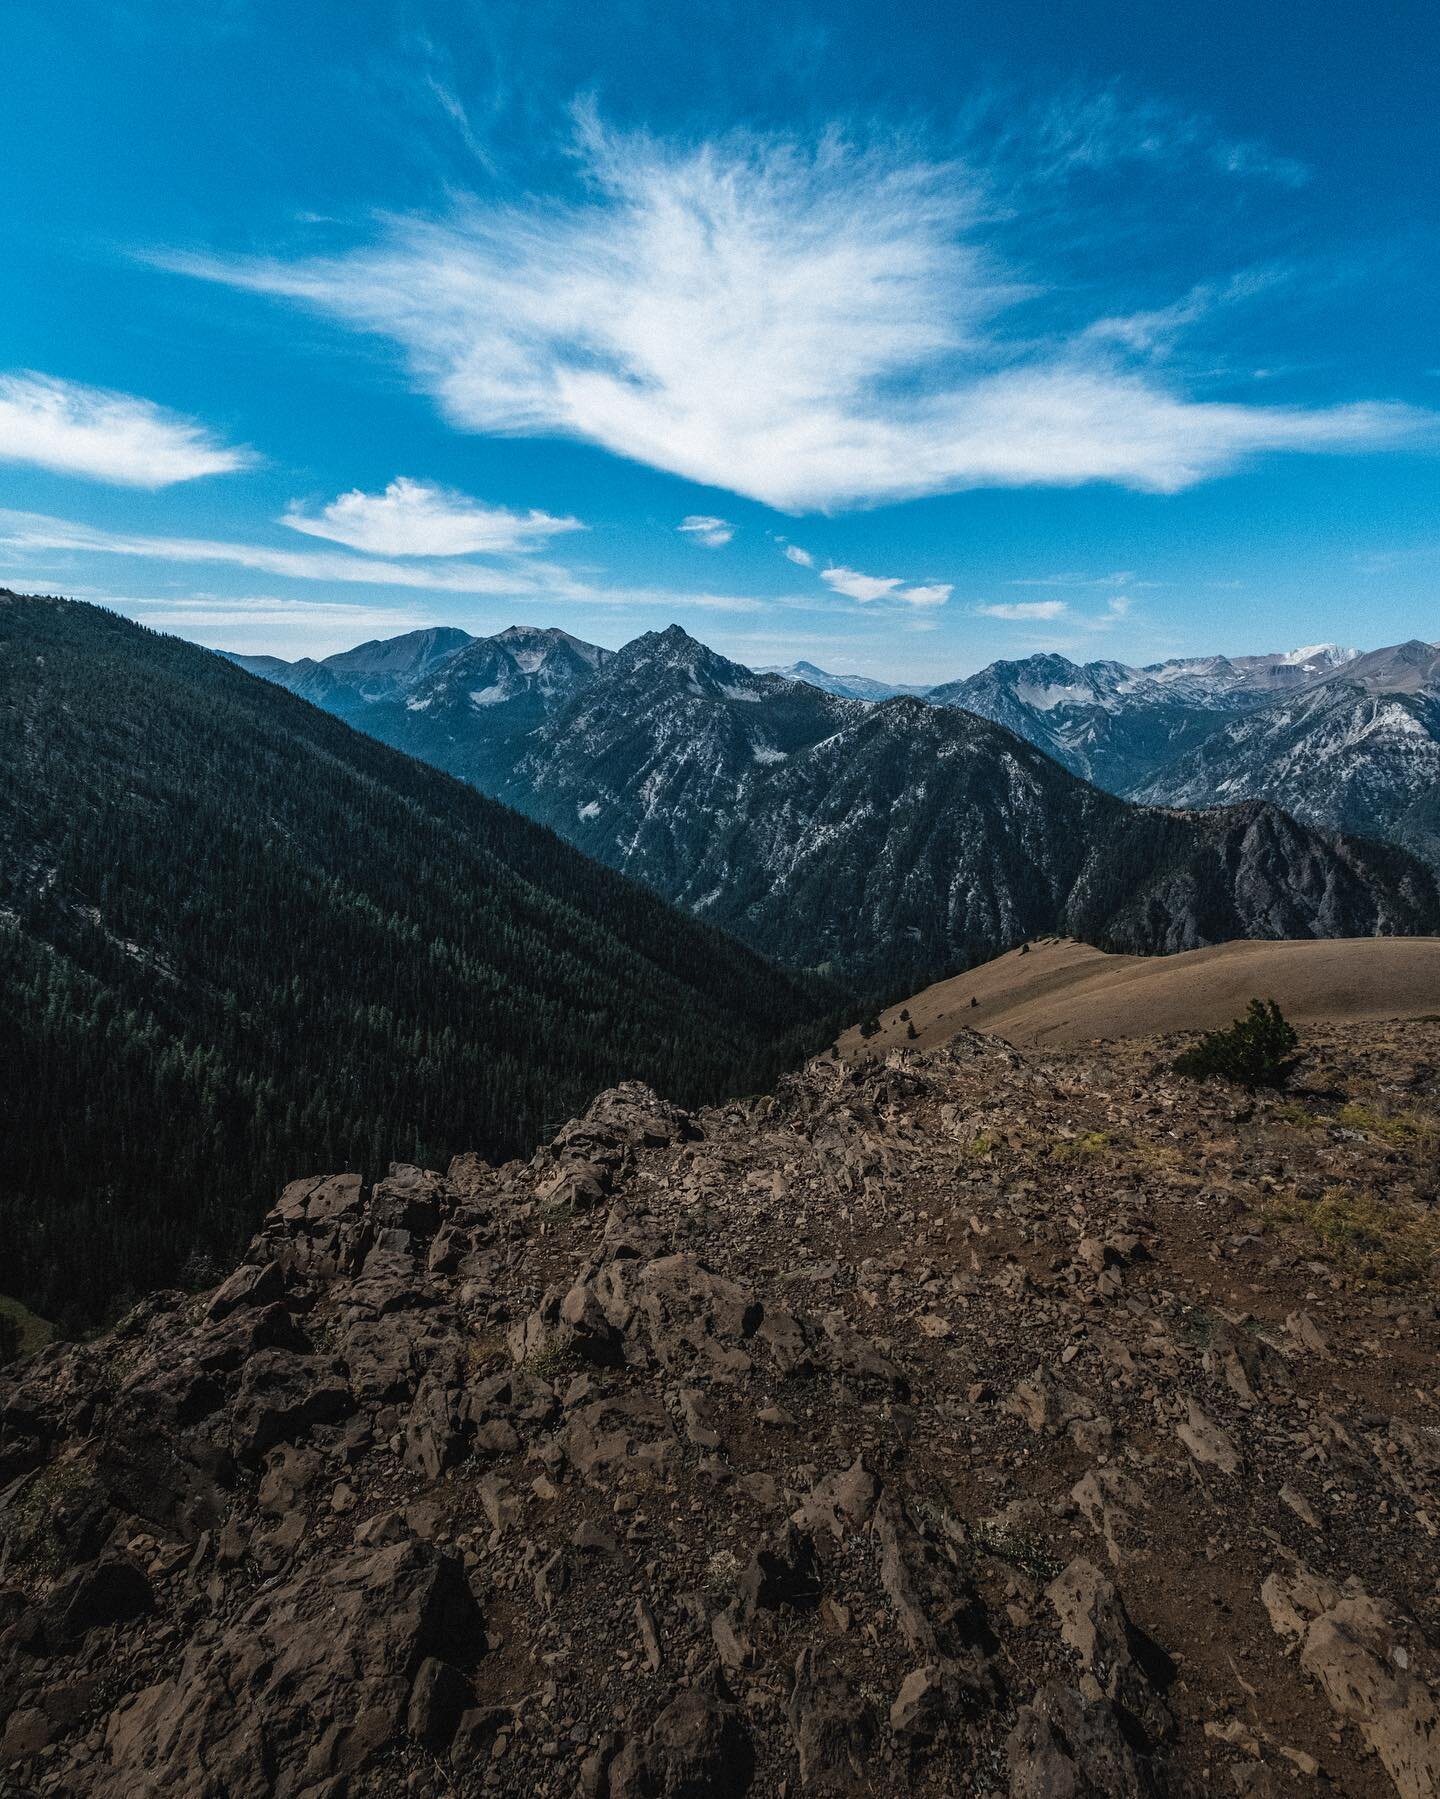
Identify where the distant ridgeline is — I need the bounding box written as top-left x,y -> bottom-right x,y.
0,595 -> 838,1331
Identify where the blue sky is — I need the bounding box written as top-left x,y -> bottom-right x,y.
1,0 -> 1436,680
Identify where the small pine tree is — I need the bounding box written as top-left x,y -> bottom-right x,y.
899,1007 -> 910,1021
1173,998 -> 1299,1091
906,1021 -> 918,1040
858,1015 -> 882,1039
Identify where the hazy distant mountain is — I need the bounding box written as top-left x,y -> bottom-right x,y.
926,653 -> 1227,792
762,660 -> 932,701
1330,638 -> 1440,695
1139,642 -> 1361,700
922,641 -> 1422,800
229,625 -> 473,713
359,625 -> 613,788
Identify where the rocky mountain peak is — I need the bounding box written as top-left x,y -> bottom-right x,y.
610,624 -> 774,700
1280,641 -> 1359,668
491,624 -> 611,668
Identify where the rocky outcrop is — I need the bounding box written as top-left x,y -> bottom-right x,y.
2,1022 -> 1439,1795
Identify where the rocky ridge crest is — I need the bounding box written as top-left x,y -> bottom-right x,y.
2,1025 -> 1439,1796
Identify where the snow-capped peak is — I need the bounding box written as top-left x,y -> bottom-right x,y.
1281,643 -> 1359,668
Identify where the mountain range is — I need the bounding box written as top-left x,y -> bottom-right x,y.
235,620 -> 1439,986
235,628 -> 1440,888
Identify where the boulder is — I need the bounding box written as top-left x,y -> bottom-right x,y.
608,1690 -> 753,1798
89,1540 -> 480,1796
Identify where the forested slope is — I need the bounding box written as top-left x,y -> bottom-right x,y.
0,595 -> 833,1328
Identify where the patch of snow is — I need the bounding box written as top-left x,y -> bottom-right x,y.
468,684 -> 509,706
404,696 -> 433,712
752,745 -> 787,764
1282,643 -> 1358,667
719,682 -> 761,702
577,800 -> 601,820
1015,680 -> 1095,713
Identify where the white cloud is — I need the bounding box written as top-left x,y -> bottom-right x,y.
1007,85 -> 1311,188
677,514 -> 734,548
820,565 -> 902,603
821,564 -> 951,608
0,510 -> 523,595
0,508 -> 766,615
160,120 -> 1425,513
783,543 -> 815,566
976,600 -> 1069,621
1077,595 -> 1134,632
0,371 -> 252,487
283,477 -> 583,555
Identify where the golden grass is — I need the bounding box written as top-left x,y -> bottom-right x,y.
1263,1184 -> 1440,1287
1334,1102 -> 1437,1148
1048,1131 -> 1112,1163
1269,1100 -> 1321,1130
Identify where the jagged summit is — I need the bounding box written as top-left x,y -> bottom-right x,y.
616,623 -> 761,683
230,614 -> 1440,927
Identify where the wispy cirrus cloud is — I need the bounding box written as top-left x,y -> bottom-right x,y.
97,594 -> 464,661
975,83 -> 1312,188
677,514 -> 734,547
283,476 -> 583,555
154,115 -> 1424,513
1076,596 -> 1135,632
0,372 -> 253,487
0,508 -> 766,615
0,509 -> 524,594
976,600 -> 1069,621
821,564 -> 951,607
1009,570 -> 1136,587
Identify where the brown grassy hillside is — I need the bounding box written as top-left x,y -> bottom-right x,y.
838,935 -> 1440,1060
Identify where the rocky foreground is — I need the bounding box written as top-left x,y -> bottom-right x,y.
2,1024 -> 1438,1797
